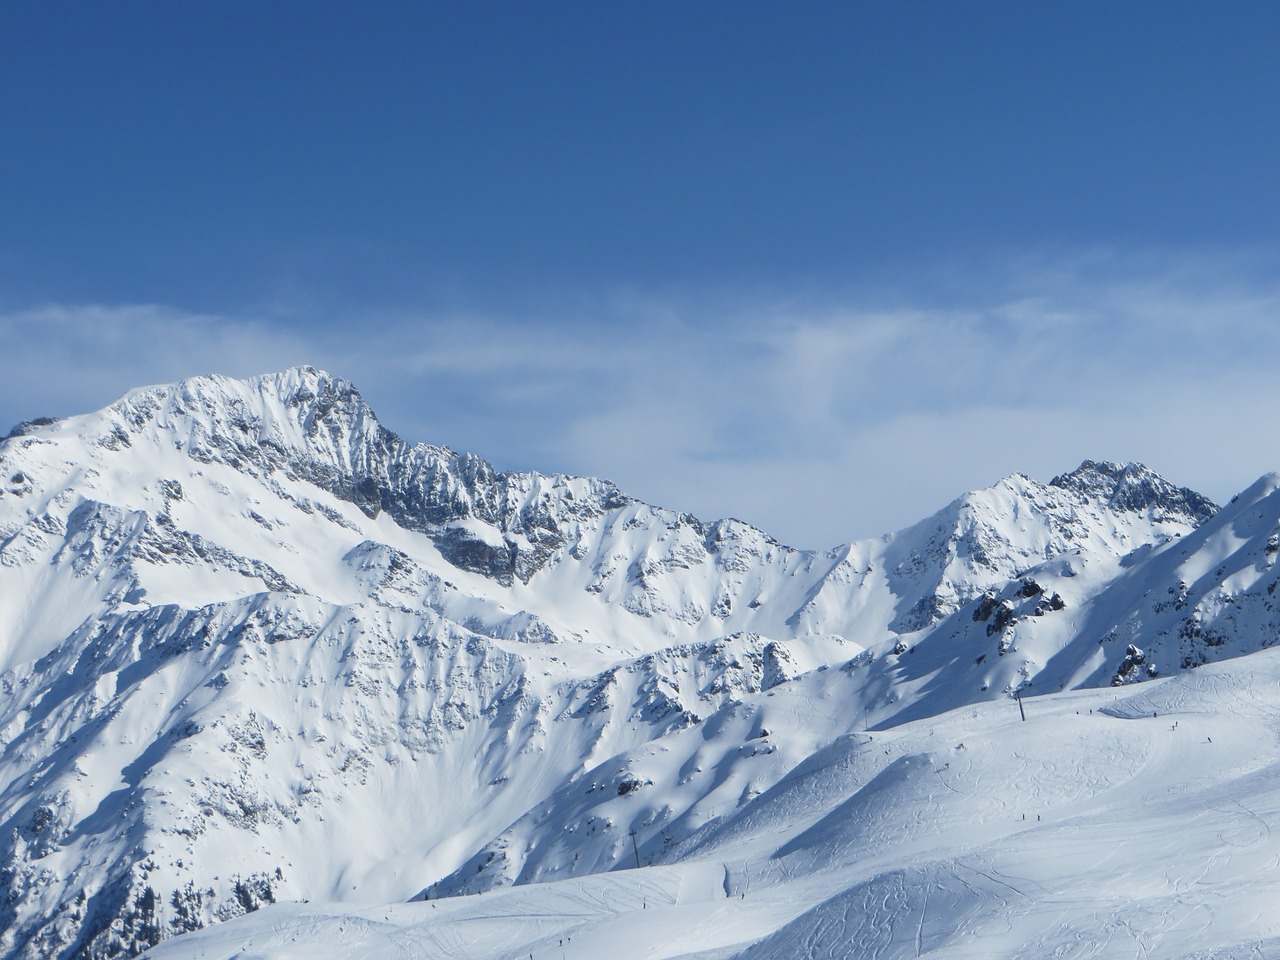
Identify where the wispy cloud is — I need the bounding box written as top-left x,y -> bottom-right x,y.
1,303 -> 316,420
4,248 -> 1279,547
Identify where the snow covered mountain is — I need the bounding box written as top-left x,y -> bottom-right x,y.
148,645 -> 1280,960
0,367 -> 1275,959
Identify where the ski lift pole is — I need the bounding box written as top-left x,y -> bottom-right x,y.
1015,691 -> 1026,722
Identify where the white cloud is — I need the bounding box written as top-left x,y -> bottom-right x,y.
3,249 -> 1278,548
0,303 -> 315,424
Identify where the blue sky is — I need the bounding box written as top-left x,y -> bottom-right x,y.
3,3 -> 1279,546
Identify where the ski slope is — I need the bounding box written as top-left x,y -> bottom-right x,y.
144,646 -> 1280,959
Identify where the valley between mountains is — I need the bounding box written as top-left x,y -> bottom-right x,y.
1,367 -> 1278,959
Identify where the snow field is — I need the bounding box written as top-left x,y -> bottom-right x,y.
144,649 -> 1280,958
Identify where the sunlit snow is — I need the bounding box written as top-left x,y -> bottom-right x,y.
0,368 -> 1275,960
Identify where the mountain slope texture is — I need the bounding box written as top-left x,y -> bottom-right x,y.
0,367 -> 1277,959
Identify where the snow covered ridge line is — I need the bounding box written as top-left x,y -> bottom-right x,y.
0,365 -> 1277,960
3,366 -> 639,587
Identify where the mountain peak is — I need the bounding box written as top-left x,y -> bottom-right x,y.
111,365 -> 364,421
100,365 -> 386,457
2,367 -> 362,446
1049,459 -> 1217,526
241,364 -> 348,401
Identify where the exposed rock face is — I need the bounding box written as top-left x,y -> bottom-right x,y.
1049,458 -> 1218,527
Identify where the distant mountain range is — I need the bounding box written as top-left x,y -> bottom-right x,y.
1,367 -> 1277,959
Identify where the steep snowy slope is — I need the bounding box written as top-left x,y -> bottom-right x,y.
146,646 -> 1280,960
0,366 -> 1261,960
